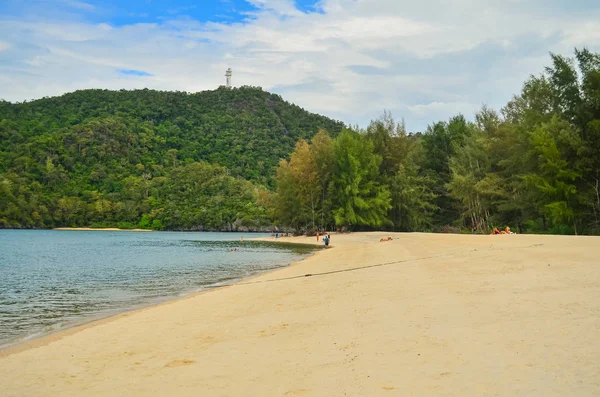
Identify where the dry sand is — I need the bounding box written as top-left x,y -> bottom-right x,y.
1,232 -> 599,396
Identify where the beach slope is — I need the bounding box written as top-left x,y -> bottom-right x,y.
1,232 -> 599,396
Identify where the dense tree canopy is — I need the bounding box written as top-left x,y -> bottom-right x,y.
0,86 -> 343,229
273,49 -> 600,235
2,49 -> 599,235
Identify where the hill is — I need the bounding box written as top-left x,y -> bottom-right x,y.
2,49 -> 599,235
0,87 -> 344,229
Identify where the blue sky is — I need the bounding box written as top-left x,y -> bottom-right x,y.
0,0 -> 322,26
1,0 -> 599,131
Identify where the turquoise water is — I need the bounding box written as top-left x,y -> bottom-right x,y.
0,230 -> 314,347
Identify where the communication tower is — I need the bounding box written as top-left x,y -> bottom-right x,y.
225,68 -> 232,88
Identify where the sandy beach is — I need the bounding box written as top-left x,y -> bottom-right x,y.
1,232 -> 599,396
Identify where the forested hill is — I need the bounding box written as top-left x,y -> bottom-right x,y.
0,87 -> 344,229
0,87 -> 344,185
2,49 -> 599,234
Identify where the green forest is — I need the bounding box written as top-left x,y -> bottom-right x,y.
0,87 -> 343,230
1,49 -> 599,234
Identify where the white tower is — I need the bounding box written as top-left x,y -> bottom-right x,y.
225,68 -> 232,88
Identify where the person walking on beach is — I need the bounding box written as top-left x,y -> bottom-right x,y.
316,232 -> 320,242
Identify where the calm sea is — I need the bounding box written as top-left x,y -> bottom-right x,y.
0,230 -> 314,348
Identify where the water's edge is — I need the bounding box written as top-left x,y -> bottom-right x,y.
0,241 -> 319,355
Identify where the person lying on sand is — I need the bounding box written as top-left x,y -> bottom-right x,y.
491,227 -> 501,235
380,237 -> 393,242
501,226 -> 514,234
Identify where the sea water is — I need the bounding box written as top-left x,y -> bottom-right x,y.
0,230 -> 314,348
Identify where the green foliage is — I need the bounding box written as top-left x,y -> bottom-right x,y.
421,115 -> 473,225
444,48 -> 600,234
157,162 -> 271,230
0,87 -> 343,229
274,128 -> 393,232
366,112 -> 436,231
329,130 -> 391,229
273,131 -> 335,232
390,163 -> 437,231
2,49 -> 600,235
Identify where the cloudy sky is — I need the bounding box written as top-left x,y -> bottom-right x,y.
1,0 -> 599,131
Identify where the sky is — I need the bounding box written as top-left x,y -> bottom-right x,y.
1,0 -> 599,131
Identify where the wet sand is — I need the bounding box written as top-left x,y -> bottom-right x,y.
1,232 -> 599,396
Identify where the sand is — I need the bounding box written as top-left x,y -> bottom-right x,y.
1,232 -> 599,396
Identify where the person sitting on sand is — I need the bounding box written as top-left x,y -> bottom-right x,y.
502,226 -> 514,235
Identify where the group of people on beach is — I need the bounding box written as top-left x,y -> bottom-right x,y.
490,226 -> 514,235
471,225 -> 515,235
316,232 -> 331,248
272,232 -> 291,238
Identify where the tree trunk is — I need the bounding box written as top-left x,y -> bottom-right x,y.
542,215 -> 547,231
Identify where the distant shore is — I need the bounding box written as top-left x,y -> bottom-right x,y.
53,227 -> 153,232
2,232 -> 599,396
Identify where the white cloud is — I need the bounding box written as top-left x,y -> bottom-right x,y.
245,0 -> 303,16
25,56 -> 45,66
65,1 -> 96,11
0,0 -> 599,130
0,41 -> 10,51
407,101 -> 479,118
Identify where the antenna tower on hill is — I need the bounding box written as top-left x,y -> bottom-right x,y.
225,68 -> 232,88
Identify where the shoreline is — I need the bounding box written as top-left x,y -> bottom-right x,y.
2,232 -> 599,396
53,227 -> 154,232
0,239 -> 320,357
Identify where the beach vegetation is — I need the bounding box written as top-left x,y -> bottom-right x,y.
1,50 -> 599,234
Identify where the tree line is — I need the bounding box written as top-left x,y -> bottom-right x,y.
1,49 -> 599,234
273,49 -> 600,235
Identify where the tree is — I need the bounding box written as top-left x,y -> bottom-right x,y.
310,130 -> 335,230
274,159 -> 303,230
289,140 -> 319,231
330,129 -> 391,229
391,162 -> 437,231
421,115 -> 472,226
523,117 -> 582,234
0,87 -> 343,229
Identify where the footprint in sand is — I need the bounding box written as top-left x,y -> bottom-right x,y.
164,359 -> 196,368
